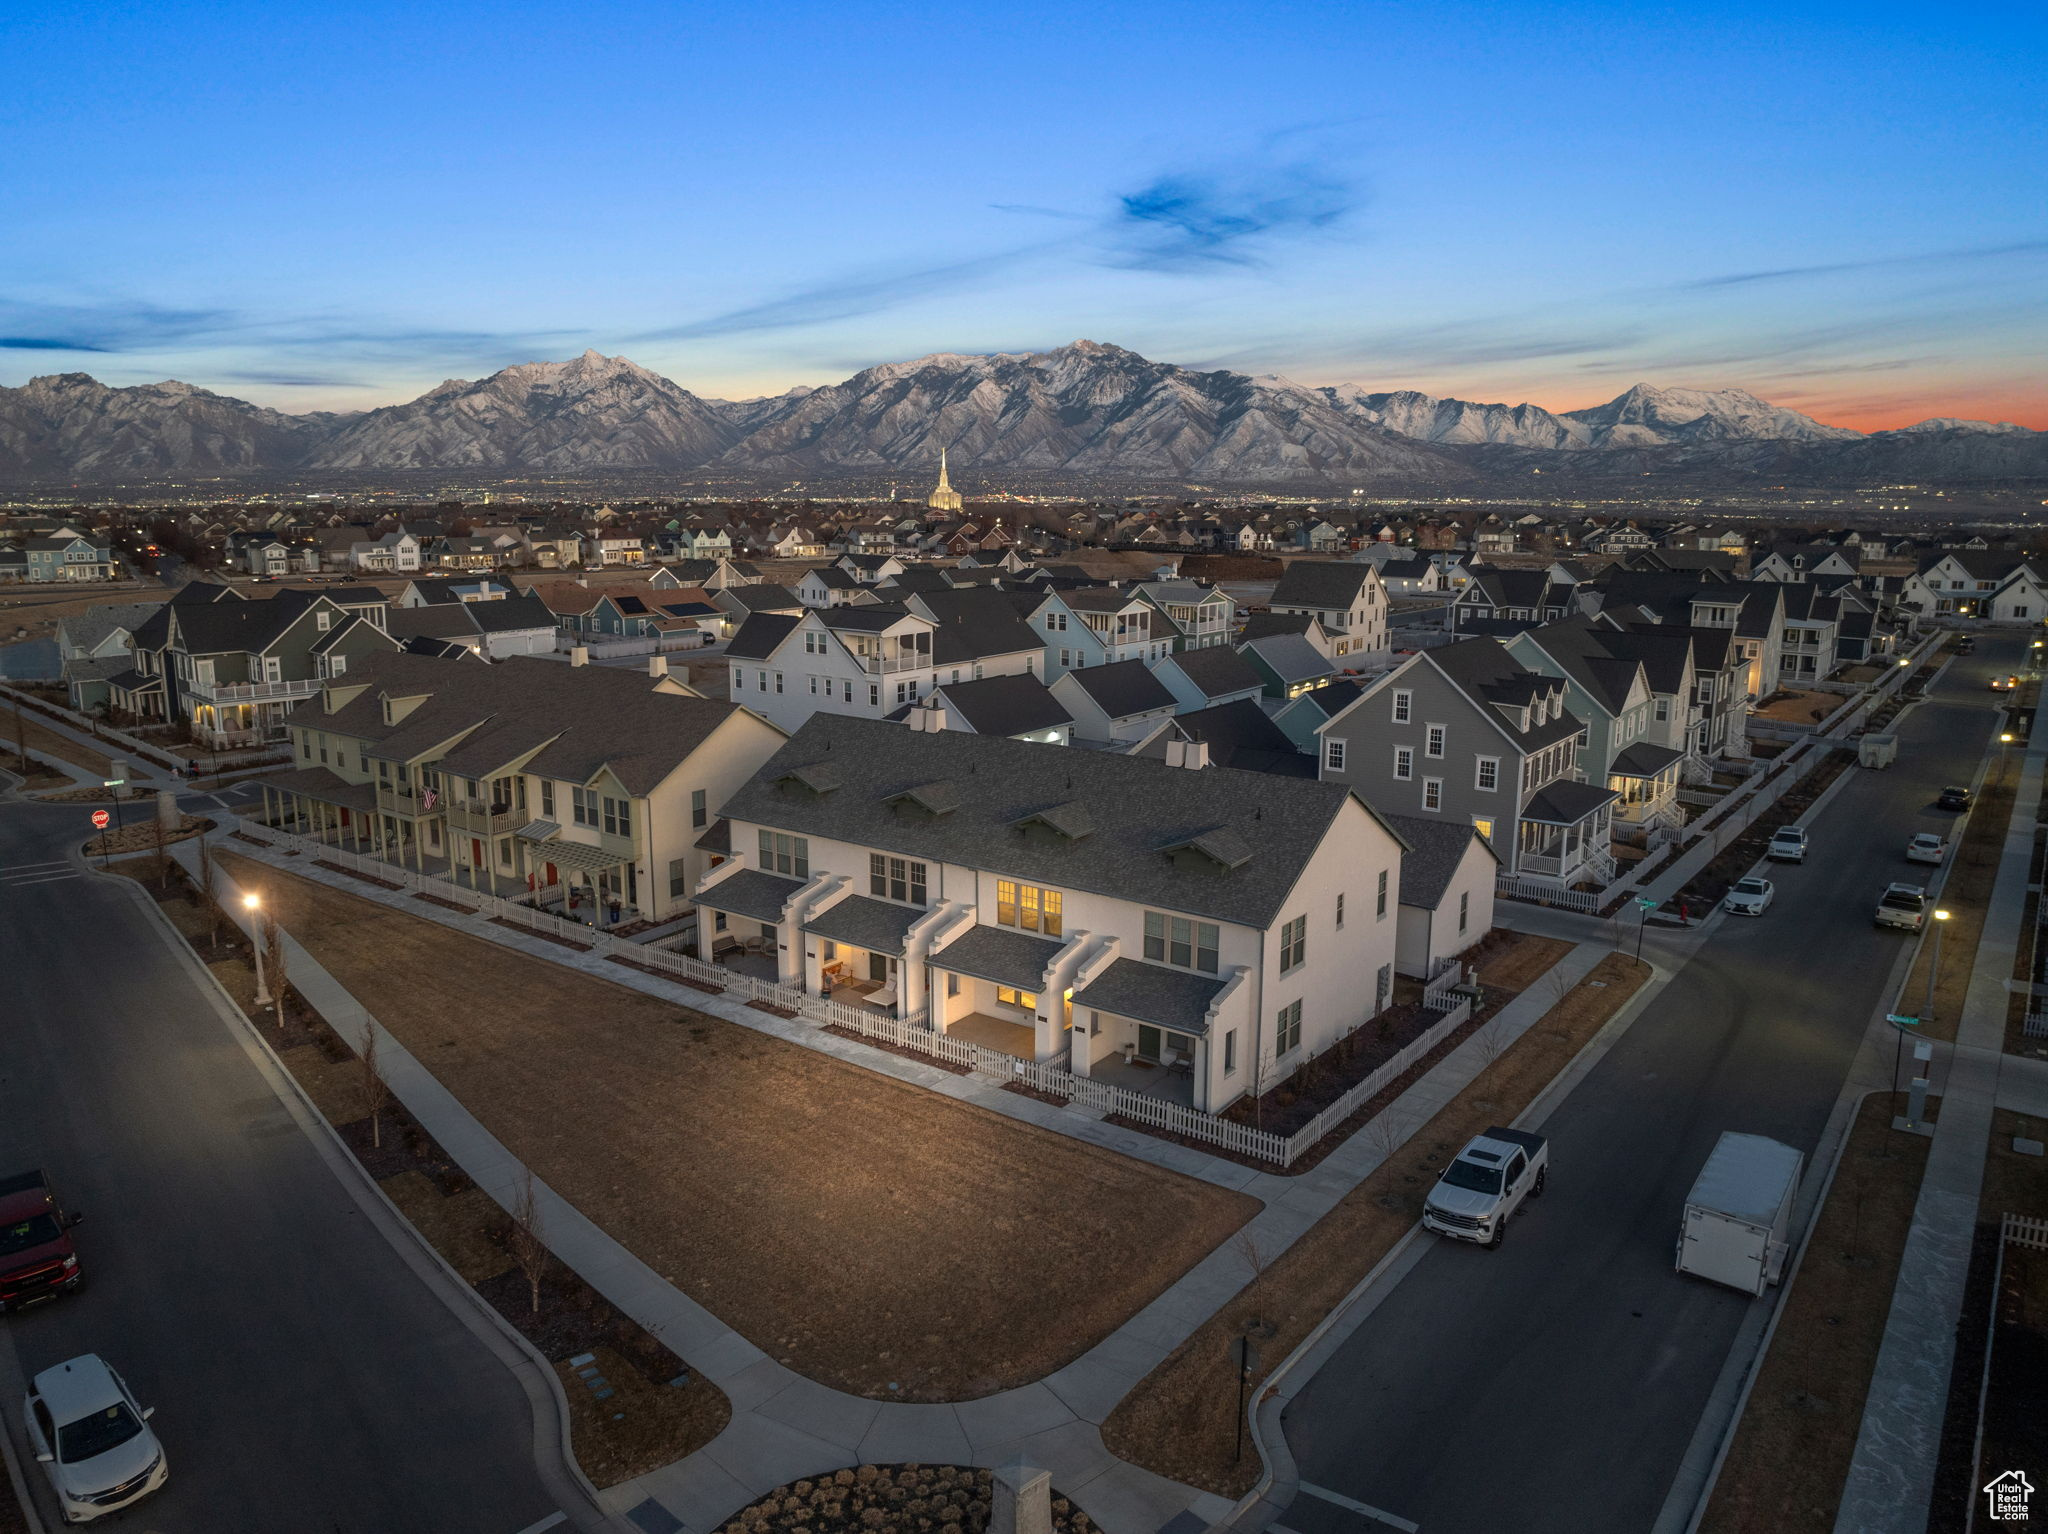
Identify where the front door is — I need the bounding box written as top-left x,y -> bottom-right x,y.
1137,1024 -> 1161,1062
470,838 -> 483,868
868,952 -> 890,984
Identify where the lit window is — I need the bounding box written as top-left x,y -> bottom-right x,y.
996,985 -> 1038,1010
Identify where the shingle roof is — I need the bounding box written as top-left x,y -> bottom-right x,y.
58,601 -> 159,656
699,868 -> 805,924
1240,633 -> 1333,685
1523,779 -> 1619,825
1143,700 -> 1314,778
1270,561 -> 1374,611
929,674 -> 1072,737
283,651 -> 753,796
803,895 -> 924,955
725,613 -> 801,660
1059,660 -> 1176,719
1163,645 -> 1262,700
1379,813 -> 1496,909
1239,611 -> 1316,643
930,924 -> 1067,990
718,715 -> 1357,929
1424,638 -> 1583,752
1071,958 -> 1228,1035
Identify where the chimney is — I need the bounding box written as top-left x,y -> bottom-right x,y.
570,646 -> 589,668
1171,739 -> 1209,770
648,654 -> 669,678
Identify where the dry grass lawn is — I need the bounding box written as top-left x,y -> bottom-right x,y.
379,1171 -> 516,1285
217,851 -> 1258,1401
278,1042 -> 366,1125
9,714 -> 113,777
1698,1093 -> 1934,1534
556,1345 -> 732,1489
1101,951 -> 1651,1496
1474,933 -> 1572,993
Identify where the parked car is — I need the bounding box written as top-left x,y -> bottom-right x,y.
1938,785 -> 1974,811
1906,833 -> 1947,865
1724,876 -> 1775,915
1875,881 -> 1929,931
1957,636 -> 1976,654
0,1170 -> 85,1312
1422,1127 -> 1548,1249
1990,674 -> 2018,692
22,1354 -> 167,1521
1766,826 -> 1807,863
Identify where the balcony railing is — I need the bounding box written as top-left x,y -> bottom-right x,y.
860,649 -> 928,675
444,798 -> 530,834
184,675 -> 321,706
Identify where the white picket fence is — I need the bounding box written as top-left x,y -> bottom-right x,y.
2003,1213 -> 2048,1252
1494,875 -> 1601,912
235,817 -> 1481,1169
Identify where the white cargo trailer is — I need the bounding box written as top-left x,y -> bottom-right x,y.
1676,1133 -> 1804,1296
1858,733 -> 1898,768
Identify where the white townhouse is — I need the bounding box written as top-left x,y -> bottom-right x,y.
724,598 -> 1042,734
1267,560 -> 1392,664
697,716 -> 1409,1113
1132,580 -> 1237,651
1013,586 -> 1174,680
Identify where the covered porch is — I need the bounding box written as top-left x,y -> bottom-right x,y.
928,923 -> 1070,1061
1516,779 -> 1620,885
1070,957 -> 1227,1110
804,894 -> 925,1016
1607,743 -> 1685,842
694,867 -> 806,986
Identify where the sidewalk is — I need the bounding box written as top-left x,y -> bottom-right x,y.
1832,696 -> 2047,1534
178,830 -> 1611,1534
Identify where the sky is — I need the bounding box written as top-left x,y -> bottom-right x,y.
3,0 -> 2045,429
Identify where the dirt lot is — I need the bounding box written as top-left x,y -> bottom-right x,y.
1101,951 -> 1651,1496
7,713 -> 113,777
216,851 -> 1257,1401
1754,688 -> 1842,725
1698,1093 -> 1935,1534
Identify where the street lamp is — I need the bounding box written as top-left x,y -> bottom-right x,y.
1923,908 -> 1951,1029
244,893 -> 271,1008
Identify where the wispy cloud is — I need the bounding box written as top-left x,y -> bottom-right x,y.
0,296 -> 237,353
647,133 -> 1366,342
220,370 -> 373,388
1,336 -> 113,351
1686,238 -> 2048,289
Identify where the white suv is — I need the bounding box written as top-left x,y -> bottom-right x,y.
1767,826 -> 1807,863
23,1354 -> 167,1522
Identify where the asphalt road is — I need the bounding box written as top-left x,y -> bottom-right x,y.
0,792 -> 572,1532
1282,637 -> 2020,1534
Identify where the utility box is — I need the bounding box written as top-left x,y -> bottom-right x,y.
1858,733 -> 1897,768
1676,1133 -> 1804,1296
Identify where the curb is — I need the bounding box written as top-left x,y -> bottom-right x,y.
1217,951 -> 1664,1534
99,842 -> 622,1533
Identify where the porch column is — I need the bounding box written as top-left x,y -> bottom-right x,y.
775,922 -> 802,987
900,956 -> 926,1021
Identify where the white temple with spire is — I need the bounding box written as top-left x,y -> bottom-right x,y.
926,446 -> 964,513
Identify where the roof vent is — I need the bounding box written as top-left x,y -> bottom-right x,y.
775,762 -> 842,796
1012,801 -> 1093,842
886,780 -> 960,817
1163,826 -> 1254,872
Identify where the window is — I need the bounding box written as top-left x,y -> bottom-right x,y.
602,796 -> 631,837
691,788 -> 707,828
571,786 -> 598,827
868,683 -> 880,707
1046,612 -> 1068,631
1476,757 -> 1499,791
1376,962 -> 1393,1011
1459,890 -> 1471,934
1223,1029 -> 1238,1074
809,676 -> 819,694
1473,816 -> 1495,843
1391,689 -> 1412,723
1376,868 -> 1389,918
669,858 -> 689,898
773,672 -> 784,693
1279,915 -> 1307,973
497,837 -> 514,869
997,985 -> 1038,1010
1324,738 -> 1346,773
540,780 -> 555,817
869,853 -> 927,905
732,670 -> 744,690
752,830 -> 809,877
1336,892 -> 1346,929
757,671 -> 768,691
1394,746 -> 1413,780
316,611 -> 332,631
1423,777 -> 1443,811
996,879 -> 1063,937
1144,911 -> 1219,973
1425,724 -> 1446,758
946,972 -> 960,997
1275,1000 -> 1302,1056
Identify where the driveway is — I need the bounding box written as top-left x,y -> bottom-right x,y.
1280,637 -> 2016,1534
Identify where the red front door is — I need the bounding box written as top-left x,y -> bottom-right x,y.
471,838 -> 483,868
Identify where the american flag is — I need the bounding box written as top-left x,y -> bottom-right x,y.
421,788 -> 438,810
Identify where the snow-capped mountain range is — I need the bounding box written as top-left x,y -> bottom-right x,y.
1,341 -> 2039,483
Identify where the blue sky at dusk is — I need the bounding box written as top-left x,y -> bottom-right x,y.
4,0 -> 2043,427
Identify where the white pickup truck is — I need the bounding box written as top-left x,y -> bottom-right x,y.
1874,882 -> 1928,931
1422,1126 -> 1548,1249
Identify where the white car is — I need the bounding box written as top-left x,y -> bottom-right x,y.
1906,833 -> 1947,865
23,1354 -> 166,1522
1724,877 -> 1775,915
1766,827 -> 1807,863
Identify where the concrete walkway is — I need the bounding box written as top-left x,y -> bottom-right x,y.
1833,694 -> 2046,1534
180,827 -> 1610,1534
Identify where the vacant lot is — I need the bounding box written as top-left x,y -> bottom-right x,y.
8,712 -> 113,777
217,852 -> 1257,1401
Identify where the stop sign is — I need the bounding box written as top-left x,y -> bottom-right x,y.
90,810 -> 110,829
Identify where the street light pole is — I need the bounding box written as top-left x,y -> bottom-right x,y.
244,893 -> 271,1008
1924,908 -> 1949,1035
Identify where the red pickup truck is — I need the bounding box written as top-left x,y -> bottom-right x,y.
0,1170 -> 85,1312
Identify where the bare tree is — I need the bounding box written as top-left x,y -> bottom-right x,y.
196,835 -> 223,949
1362,1109 -> 1412,1167
507,1171 -> 550,1315
1469,1018 -> 1513,1069
263,915 -> 289,1022
356,1026 -> 392,1148
1231,1229 -> 1267,1284
10,696 -> 26,775
148,808 -> 170,893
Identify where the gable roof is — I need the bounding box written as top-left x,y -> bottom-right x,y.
1379,812 -> 1498,908
1058,659 -> 1176,719
718,715 -> 1364,928
922,674 -> 1072,737
1239,632 -> 1333,685
1138,699 -> 1314,777
1270,560 -> 1374,610
1160,645 -> 1263,700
